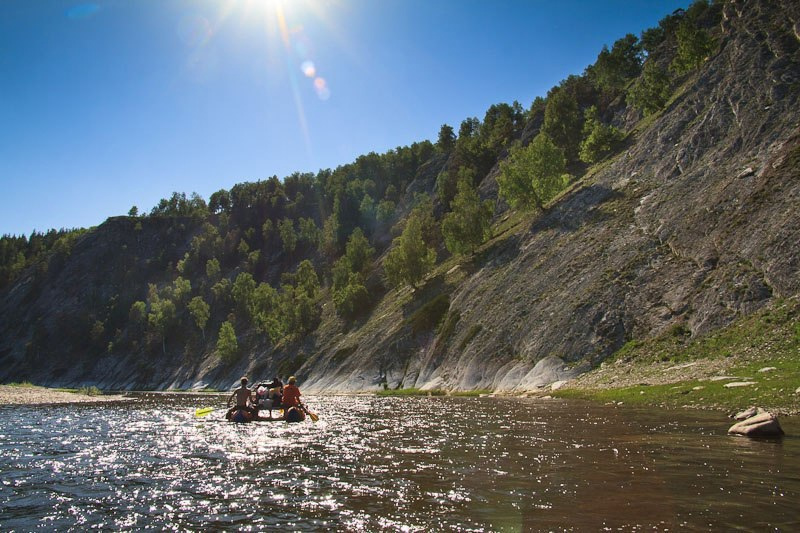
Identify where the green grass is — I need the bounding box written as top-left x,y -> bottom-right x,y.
554,298 -> 800,414
54,386 -> 104,396
376,388 -> 447,397
449,389 -> 493,397
555,358 -> 800,414
376,388 -> 492,397
405,293 -> 450,336
5,381 -> 35,387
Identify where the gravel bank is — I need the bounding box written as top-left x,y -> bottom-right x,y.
0,385 -> 132,406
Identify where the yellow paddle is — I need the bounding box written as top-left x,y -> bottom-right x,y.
194,407 -> 215,417
300,404 -> 319,422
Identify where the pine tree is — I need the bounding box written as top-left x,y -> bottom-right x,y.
442,176 -> 493,256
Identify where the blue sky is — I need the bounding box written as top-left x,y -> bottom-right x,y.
0,0 -> 689,236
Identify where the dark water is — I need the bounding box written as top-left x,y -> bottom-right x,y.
1,394 -> 798,531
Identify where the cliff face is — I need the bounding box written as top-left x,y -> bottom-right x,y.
1,0 -> 799,392
302,0 -> 800,392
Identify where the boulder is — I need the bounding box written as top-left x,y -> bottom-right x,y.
732,406 -> 764,420
728,412 -> 784,437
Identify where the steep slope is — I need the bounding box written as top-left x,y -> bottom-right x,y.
302,0 -> 800,392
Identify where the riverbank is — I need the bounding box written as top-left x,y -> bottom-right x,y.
549,299 -> 800,416
0,384 -> 132,406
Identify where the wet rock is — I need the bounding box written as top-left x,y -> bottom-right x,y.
724,381 -> 757,388
728,412 -> 784,437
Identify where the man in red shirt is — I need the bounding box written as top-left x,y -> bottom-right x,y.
282,376 -> 302,408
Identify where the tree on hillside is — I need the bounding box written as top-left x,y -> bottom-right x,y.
588,34 -> 642,92
172,276 -> 192,304
384,213 -> 436,289
627,60 -> 672,116
147,285 -> 176,355
150,191 -> 208,217
344,227 -> 374,274
333,271 -> 370,318
437,124 -> 456,153
498,133 -> 569,211
442,171 -> 493,256
278,218 -> 297,254
188,296 -> 210,340
217,321 -> 238,362
232,272 -> 256,318
250,282 -> 283,342
129,300 -> 147,326
579,106 -> 625,164
542,88 -> 583,160
332,228 -> 375,318
205,258 -> 221,282
209,189 -> 231,214
298,217 -> 321,248
671,19 -> 715,74
294,259 -> 320,300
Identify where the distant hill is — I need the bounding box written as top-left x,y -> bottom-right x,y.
1,0 -> 798,393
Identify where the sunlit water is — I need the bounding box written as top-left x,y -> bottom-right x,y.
1,394 -> 798,531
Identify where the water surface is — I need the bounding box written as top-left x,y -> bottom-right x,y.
1,394 -> 798,530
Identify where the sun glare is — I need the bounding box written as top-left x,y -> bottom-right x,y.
180,0 -> 342,157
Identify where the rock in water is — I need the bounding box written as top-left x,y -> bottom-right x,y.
728,412 -> 784,437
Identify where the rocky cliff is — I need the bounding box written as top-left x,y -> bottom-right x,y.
1,0 -> 798,392
302,0 -> 800,392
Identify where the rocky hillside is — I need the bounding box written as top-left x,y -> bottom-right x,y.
306,0 -> 800,392
1,0 -> 798,392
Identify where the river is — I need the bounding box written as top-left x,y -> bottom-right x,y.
1,394 -> 798,531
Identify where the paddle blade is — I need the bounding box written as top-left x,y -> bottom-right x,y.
309,412 -> 319,422
195,407 -> 215,417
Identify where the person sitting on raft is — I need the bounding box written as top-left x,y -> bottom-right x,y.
266,377 -> 283,418
226,377 -> 256,418
281,376 -> 302,418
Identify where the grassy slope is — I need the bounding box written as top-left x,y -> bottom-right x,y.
553,298 -> 800,414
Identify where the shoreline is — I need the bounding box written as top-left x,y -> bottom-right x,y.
2,378 -> 796,416
0,384 -> 133,406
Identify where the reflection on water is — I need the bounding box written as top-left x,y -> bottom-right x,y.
1,394 -> 798,530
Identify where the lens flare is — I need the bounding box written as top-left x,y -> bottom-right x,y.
301,61 -> 316,78
314,77 -> 330,100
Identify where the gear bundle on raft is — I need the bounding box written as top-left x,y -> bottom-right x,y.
226,405 -> 307,423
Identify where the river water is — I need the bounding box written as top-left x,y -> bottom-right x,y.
1,394 -> 798,531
